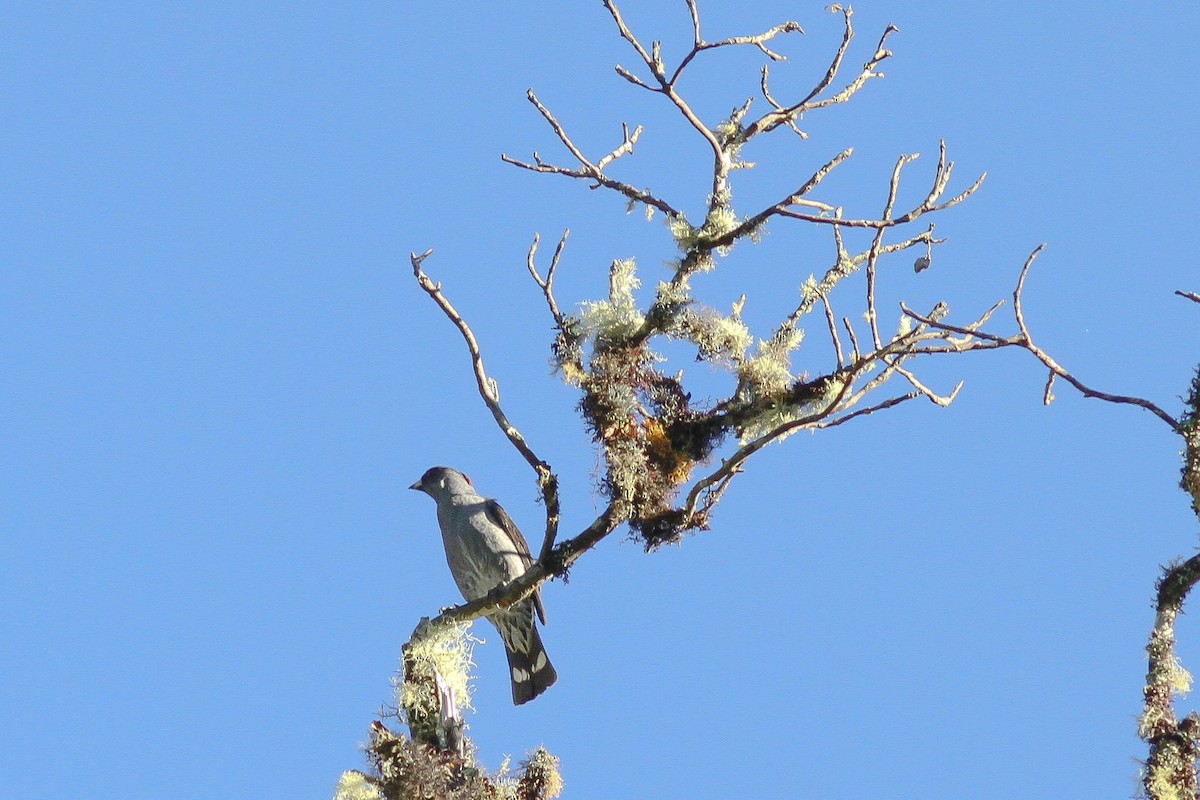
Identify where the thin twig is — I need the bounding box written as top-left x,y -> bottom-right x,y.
889,361 -> 962,406
821,291 -> 844,367
526,230 -> 569,325
1011,246 -> 1179,428
502,153 -> 681,218
596,122 -> 644,170
843,316 -> 861,362
777,168 -> 986,228
816,392 -> 919,427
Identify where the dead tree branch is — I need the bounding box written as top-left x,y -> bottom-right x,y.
410,250 -> 563,558
903,246 -> 1181,430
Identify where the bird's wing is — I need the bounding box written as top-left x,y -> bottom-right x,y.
483,498 -> 547,626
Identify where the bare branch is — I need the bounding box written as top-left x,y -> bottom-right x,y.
613,63 -> 656,91
602,0 -> 659,80
900,305 -> 1016,348
602,0 -> 726,185
795,4 -> 855,110
502,153 -> 681,218
843,316 -> 861,362
776,159 -> 986,229
821,291 -> 844,367
743,8 -> 899,141
800,21 -> 899,111
900,246 -> 1181,430
1011,248 -> 1179,428
668,13 -> 804,86
889,361 -> 963,407
759,66 -> 807,138
410,249 -> 564,553
815,391 -> 919,427
1176,289 -> 1200,304
596,122 -> 644,170
526,230 -> 568,326
525,89 -> 595,171
503,90 -> 683,217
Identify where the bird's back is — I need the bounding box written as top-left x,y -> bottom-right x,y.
436,493 -> 527,602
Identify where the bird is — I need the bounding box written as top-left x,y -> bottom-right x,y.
409,466 -> 557,705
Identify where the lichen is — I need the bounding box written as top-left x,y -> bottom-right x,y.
516,747 -> 564,800
739,327 -> 805,399
398,620 -> 478,718
333,771 -> 383,800
578,259 -> 645,347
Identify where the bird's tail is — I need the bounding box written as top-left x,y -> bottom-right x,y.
494,609 -> 558,705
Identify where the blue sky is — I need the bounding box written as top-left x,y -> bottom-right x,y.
3,2 -> 1198,798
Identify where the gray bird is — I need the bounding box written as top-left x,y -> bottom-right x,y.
409,466 -> 557,705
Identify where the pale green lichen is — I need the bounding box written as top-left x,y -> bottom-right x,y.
740,327 -> 805,398
666,188 -> 744,256
714,116 -> 748,168
1140,706 -> 1169,742
1138,624 -> 1193,741
738,375 -> 845,443
800,275 -> 820,304
333,771 -> 383,800
668,214 -> 700,249
1168,655 -> 1192,695
654,279 -> 692,309
607,437 -> 651,503
703,204 -> 740,254
578,258 -> 645,345
738,404 -> 804,443
397,620 -> 478,717
1145,769 -> 1192,800
745,216 -> 767,243
519,747 -> 565,799
683,298 -> 752,365
706,313 -> 753,360
714,117 -> 741,145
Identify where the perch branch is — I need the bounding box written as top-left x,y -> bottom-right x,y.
426,503 -> 623,627
410,249 -> 564,556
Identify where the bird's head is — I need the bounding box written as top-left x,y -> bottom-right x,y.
409,466 -> 474,499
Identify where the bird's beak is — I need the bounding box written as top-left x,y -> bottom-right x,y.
408,481 -> 422,491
